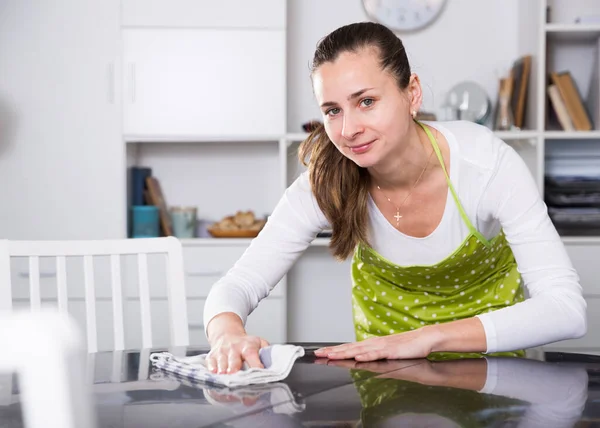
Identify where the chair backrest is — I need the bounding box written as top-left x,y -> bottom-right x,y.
1,237 -> 189,352
0,311 -> 97,428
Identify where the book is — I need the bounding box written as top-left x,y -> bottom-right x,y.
550,71 -> 592,131
510,55 -> 532,129
130,167 -> 152,206
548,84 -> 575,131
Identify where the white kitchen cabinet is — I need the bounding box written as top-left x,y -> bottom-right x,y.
286,247 -> 355,343
182,246 -> 286,299
188,296 -> 287,347
543,242 -> 600,353
122,0 -> 285,29
544,298 -> 600,353
122,29 -> 286,138
0,0 -> 125,240
182,243 -> 288,346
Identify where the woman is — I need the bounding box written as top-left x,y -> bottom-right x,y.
203,22 -> 586,374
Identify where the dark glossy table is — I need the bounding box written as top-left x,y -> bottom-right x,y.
1,343 -> 600,427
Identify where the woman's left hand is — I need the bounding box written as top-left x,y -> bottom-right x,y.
314,327 -> 439,361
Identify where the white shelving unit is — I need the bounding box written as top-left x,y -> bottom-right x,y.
538,0 -> 600,353
544,131 -> 600,139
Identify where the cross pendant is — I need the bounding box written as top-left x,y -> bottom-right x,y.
394,211 -> 402,222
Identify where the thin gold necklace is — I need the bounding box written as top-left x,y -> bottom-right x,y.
376,146 -> 435,226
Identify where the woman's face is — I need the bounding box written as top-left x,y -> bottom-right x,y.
312,48 -> 418,168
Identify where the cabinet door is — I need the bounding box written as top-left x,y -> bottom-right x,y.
0,0 -> 124,240
122,0 -> 285,29
544,243 -> 600,353
123,29 -> 286,137
188,296 -> 287,347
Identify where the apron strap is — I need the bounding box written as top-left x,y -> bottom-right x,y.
416,120 -> 491,247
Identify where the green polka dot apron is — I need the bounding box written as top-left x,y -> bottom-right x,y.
351,122 -> 525,359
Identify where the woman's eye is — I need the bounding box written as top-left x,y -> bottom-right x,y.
361,98 -> 374,107
326,108 -> 341,116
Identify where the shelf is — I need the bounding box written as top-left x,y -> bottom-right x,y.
285,133 -> 310,142
311,237 -> 331,246
561,236 -> 600,245
180,238 -> 254,246
288,131 -> 543,142
546,23 -> 600,41
494,130 -> 540,140
180,237 -> 331,247
181,237 -> 600,248
544,131 -> 600,140
123,131 -> 600,143
290,131 -> 543,142
124,134 -> 283,143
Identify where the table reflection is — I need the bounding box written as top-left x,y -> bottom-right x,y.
351,357 -> 587,427
228,356 -> 590,428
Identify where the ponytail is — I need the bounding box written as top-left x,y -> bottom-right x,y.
298,124 -> 371,260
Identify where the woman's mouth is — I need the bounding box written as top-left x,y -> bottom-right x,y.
349,140 -> 374,154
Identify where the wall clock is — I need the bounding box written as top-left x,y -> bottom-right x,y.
362,0 -> 447,32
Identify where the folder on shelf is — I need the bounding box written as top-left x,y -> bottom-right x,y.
550,71 -> 592,131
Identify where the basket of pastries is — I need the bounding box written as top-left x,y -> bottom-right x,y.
207,210 -> 267,238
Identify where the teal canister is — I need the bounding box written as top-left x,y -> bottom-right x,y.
132,205 -> 160,238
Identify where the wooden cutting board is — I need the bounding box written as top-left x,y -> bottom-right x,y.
145,176 -> 173,236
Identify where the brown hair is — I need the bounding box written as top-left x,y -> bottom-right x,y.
298,22 -> 412,260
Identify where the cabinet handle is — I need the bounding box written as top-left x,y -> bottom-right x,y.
185,271 -> 223,277
188,323 -> 204,330
107,63 -> 115,104
18,272 -> 56,279
129,63 -> 136,103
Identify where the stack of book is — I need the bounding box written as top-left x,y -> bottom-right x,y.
548,35 -> 600,131
545,175 -> 600,236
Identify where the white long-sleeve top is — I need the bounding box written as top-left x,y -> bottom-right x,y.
203,120 -> 587,353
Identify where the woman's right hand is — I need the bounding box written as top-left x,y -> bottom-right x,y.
206,333 -> 270,374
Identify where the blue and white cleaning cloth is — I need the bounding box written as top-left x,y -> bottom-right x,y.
149,344 -> 305,387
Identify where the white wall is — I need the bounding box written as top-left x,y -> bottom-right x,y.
287,0 -> 520,133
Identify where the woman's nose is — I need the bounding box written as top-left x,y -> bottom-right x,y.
341,113 -> 364,140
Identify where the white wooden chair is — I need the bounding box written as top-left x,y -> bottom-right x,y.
0,237 -> 189,352
0,310 -> 97,428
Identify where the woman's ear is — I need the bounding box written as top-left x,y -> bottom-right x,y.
408,73 -> 423,116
